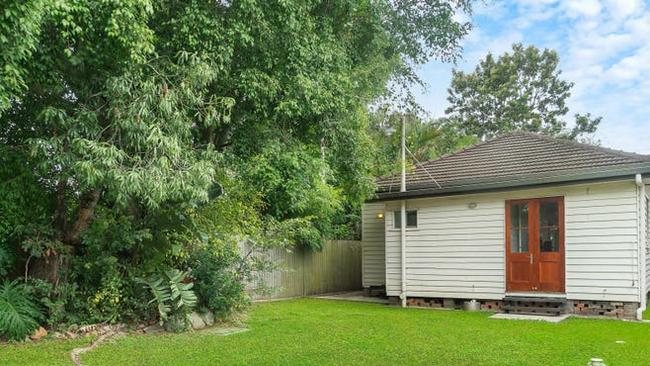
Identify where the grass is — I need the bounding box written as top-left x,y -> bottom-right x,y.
3,298 -> 650,365
0,336 -> 92,366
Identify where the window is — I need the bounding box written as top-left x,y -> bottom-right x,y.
394,210 -> 417,229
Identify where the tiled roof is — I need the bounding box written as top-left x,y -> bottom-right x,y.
374,132 -> 650,200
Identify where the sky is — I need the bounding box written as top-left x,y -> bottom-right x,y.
413,0 -> 650,154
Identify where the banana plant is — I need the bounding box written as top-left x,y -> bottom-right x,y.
140,269 -> 197,327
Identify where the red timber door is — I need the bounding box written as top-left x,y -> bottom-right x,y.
506,197 -> 565,293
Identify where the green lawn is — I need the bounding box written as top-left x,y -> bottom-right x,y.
3,298 -> 650,365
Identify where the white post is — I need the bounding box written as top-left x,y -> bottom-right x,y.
635,174 -> 646,320
400,115 -> 407,308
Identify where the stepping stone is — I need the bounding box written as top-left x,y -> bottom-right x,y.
490,313 -> 570,323
203,327 -> 249,336
143,325 -> 165,334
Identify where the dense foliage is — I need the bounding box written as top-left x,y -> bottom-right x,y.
446,44 -> 601,140
0,0 -> 473,337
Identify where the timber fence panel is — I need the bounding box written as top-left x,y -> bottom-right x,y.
248,240 -> 362,300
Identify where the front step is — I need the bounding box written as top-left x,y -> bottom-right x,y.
502,296 -> 567,316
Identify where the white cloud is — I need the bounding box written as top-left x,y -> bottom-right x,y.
513,0 -> 558,6
562,5 -> 650,96
561,0 -> 602,18
603,0 -> 645,20
473,0 -> 509,20
606,52 -> 648,81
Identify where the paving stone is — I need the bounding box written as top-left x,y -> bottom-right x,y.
490,313 -> 570,323
203,327 -> 249,336
143,324 -> 165,334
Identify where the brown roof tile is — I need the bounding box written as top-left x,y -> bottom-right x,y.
375,132 -> 650,199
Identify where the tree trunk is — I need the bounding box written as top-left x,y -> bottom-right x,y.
29,189 -> 101,285
64,189 -> 101,246
28,254 -> 66,285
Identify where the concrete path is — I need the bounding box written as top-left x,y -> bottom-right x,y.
312,291 -> 389,304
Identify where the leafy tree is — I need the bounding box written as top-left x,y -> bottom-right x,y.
204,0 -> 473,220
239,141 -> 344,249
1,0 -> 475,328
0,1 -> 48,113
369,110 -> 477,178
446,43 -> 601,140
2,1 -> 232,283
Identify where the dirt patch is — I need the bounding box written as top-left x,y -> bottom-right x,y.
70,325 -> 126,366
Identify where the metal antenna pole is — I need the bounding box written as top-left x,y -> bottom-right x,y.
401,115 -> 406,193
400,115 -> 407,308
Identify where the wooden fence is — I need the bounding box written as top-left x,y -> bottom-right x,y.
247,240 -> 362,300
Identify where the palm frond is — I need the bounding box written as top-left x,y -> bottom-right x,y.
0,280 -> 43,341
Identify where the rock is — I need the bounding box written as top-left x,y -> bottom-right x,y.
30,326 -> 48,341
189,312 -> 206,330
143,324 -> 165,334
65,331 -> 78,339
78,323 -> 102,335
67,324 -> 79,333
163,317 -> 186,332
53,332 -> 66,339
200,311 -> 215,327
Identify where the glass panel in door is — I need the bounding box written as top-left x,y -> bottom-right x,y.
539,201 -> 559,252
510,203 -> 529,253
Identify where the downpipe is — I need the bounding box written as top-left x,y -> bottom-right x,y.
635,174 -> 646,320
400,200 -> 407,308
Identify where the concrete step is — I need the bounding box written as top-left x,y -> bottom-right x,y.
503,296 -> 566,303
502,305 -> 564,315
502,296 -> 567,316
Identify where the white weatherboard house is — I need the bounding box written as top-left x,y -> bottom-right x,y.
362,132 -> 650,319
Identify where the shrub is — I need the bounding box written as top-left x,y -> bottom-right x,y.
191,246 -> 250,318
140,269 -> 197,331
0,280 -> 43,341
29,279 -> 84,329
69,208 -> 156,325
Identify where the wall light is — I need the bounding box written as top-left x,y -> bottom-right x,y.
376,212 -> 385,219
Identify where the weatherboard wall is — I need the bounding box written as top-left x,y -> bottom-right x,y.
361,203 -> 386,287
383,180 -> 641,303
